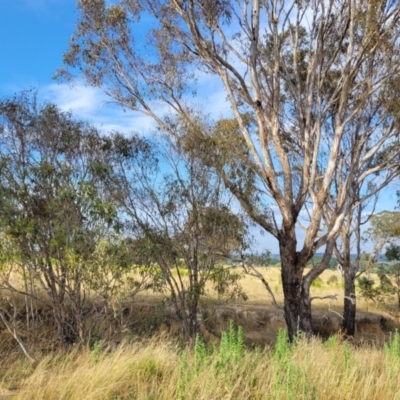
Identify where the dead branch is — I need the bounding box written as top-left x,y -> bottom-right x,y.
310,294 -> 339,302
239,258 -> 283,312
0,309 -> 35,363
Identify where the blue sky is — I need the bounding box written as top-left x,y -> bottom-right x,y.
0,0 -> 76,92
0,0 -> 159,134
0,0 -> 233,133
0,0 -> 398,254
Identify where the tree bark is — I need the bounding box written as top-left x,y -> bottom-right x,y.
342,268 -> 356,337
280,241 -> 312,341
188,299 -> 199,341
281,239 -> 335,341
337,227 -> 357,337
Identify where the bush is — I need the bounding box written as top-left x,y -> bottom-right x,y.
311,278 -> 323,288
357,276 -> 377,301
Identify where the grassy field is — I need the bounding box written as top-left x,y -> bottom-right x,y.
137,266 -> 380,308
1,267 -> 400,399
2,326 -> 400,399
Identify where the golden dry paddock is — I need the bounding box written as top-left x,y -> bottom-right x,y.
1,267 -> 400,399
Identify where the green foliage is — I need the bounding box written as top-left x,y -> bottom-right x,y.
367,244 -> 400,308
357,277 -> 378,301
0,92 -> 134,345
376,268 -> 400,307
0,96 -> 252,345
377,273 -> 396,295
311,277 -> 323,288
367,211 -> 400,241
210,266 -> 246,301
98,133 -> 250,340
269,258 -> 281,266
384,331 -> 400,381
328,258 -> 338,270
217,320 -> 245,370
177,350 -> 189,400
271,330 -> 318,399
324,335 -> 353,372
172,267 -> 189,277
386,243 -> 400,262
178,322 -> 246,398
193,335 -> 207,374
385,331 -> 400,361
306,255 -> 337,270
91,340 -> 101,366
84,238 -> 157,317
273,329 -> 291,363
0,94 -> 118,258
357,273 -> 397,305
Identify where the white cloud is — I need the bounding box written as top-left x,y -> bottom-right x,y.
44,84 -> 103,114
41,80 -> 239,136
41,82 -> 156,135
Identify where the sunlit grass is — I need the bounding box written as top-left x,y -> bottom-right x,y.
1,266 -> 399,399
4,328 -> 400,400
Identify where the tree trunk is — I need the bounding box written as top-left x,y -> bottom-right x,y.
52,299 -> 76,346
338,232 -> 357,337
342,268 -> 356,336
187,300 -> 199,342
300,281 -> 313,335
280,242 -> 312,341
176,299 -> 199,343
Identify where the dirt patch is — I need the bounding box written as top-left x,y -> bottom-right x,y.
159,304 -> 396,347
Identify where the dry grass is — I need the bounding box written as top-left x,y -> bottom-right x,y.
201,267 -> 397,314
3,330 -> 400,400
1,266 -> 400,399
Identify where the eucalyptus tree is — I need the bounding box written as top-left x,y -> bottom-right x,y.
101,133 -> 247,340
364,211 -> 400,260
59,0 -> 400,340
329,195 -> 377,336
383,243 -> 400,310
321,136 -> 399,336
359,211 -> 400,309
0,91 -> 118,346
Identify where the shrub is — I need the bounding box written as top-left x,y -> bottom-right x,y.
311,278 -> 323,288
357,277 -> 377,301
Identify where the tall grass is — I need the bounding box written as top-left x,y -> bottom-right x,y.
4,329 -> 400,399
